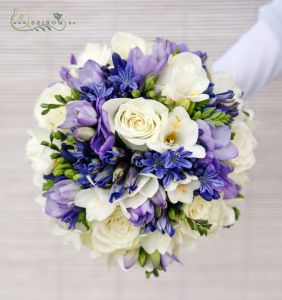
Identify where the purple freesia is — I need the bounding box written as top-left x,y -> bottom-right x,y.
90,97 -> 115,159
150,186 -> 167,209
59,100 -> 97,129
61,60 -> 104,90
161,252 -> 181,271
128,47 -> 168,77
197,120 -> 238,162
212,158 -> 240,199
43,180 -> 80,218
128,200 -> 155,226
152,37 -> 205,60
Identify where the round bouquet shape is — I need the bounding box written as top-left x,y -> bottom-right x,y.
27,32 -> 256,277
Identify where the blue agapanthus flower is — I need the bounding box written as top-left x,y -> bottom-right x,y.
108,62 -> 143,92
141,147 -> 193,187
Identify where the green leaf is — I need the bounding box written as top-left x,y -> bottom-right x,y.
41,109 -> 50,115
50,152 -> 62,159
231,132 -> 236,140
41,141 -> 50,147
50,143 -> 60,151
54,94 -> 66,104
144,75 -> 156,92
71,88 -> 80,100
172,48 -> 181,56
187,218 -> 212,236
233,207 -> 240,221
237,193 -> 245,199
201,107 -> 216,119
40,103 -> 63,109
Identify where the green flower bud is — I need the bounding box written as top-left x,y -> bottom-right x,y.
53,169 -> 65,177
168,207 -> 176,221
64,169 -> 76,179
144,74 -> 156,92
177,98 -> 191,110
138,248 -> 148,267
66,136 -> 76,145
131,89 -> 141,98
150,251 -> 161,268
74,127 -> 96,142
73,174 -> 82,181
178,209 -> 186,221
146,90 -> 156,98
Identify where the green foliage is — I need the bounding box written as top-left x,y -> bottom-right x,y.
172,47 -> 181,56
41,89 -> 80,115
191,106 -> 231,126
41,140 -> 60,152
187,218 -> 212,236
233,207 -> 240,221
231,132 -> 236,140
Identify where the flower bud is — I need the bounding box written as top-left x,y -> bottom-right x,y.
64,169 -> 76,179
150,251 -> 161,268
74,127 -> 96,142
138,248 -> 148,267
177,98 -> 191,110
113,161 -> 128,183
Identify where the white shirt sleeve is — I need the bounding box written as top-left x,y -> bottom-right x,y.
213,0 -> 282,98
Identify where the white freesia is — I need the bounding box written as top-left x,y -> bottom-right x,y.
77,43 -> 111,67
34,83 -> 71,130
49,220 -> 82,251
148,106 -> 205,158
211,71 -> 242,97
111,31 -> 148,59
74,188 -> 116,222
26,127 -> 57,187
155,52 -> 210,102
91,208 -> 140,254
166,175 -> 200,204
141,231 -> 171,255
120,176 -> 159,209
103,97 -> 169,150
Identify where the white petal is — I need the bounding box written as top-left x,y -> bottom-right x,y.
141,231 -> 171,255
74,188 -> 116,221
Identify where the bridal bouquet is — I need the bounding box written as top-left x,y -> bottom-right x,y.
27,32 -> 256,277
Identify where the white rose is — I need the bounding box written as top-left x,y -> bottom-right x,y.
148,106 -> 206,157
103,97 -> 169,150
185,196 -> 212,220
26,127 -> 57,187
111,31 -> 148,59
74,188 -> 116,222
77,43 -> 111,67
184,196 -> 235,234
231,119 -> 257,175
155,52 -> 210,102
91,208 -> 140,254
34,83 -> 71,130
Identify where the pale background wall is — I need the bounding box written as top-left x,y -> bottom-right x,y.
0,0 -> 282,299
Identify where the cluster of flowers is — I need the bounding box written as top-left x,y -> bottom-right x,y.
27,32 -> 257,277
